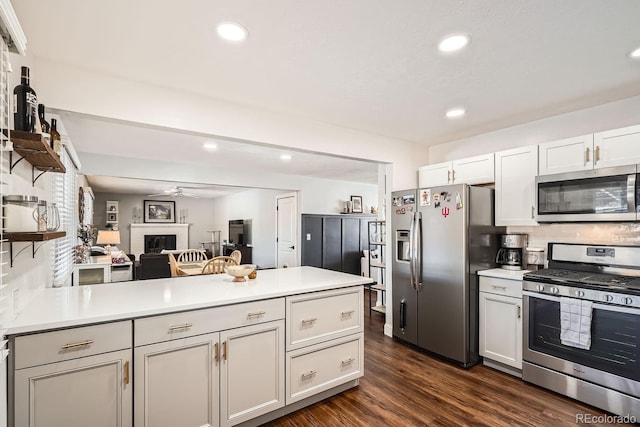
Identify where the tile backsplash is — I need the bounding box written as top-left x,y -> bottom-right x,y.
509,223 -> 640,255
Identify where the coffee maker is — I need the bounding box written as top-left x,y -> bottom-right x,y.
495,234 -> 528,270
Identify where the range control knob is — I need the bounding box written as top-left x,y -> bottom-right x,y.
537,284 -> 545,292
576,290 -> 585,298
604,294 -> 614,302
550,287 -> 559,295
623,297 -> 633,305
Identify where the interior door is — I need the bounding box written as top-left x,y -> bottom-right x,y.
276,193 -> 298,268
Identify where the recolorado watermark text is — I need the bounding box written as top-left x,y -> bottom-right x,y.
575,413 -> 637,424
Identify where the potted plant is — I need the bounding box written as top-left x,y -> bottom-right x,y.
76,224 -> 97,263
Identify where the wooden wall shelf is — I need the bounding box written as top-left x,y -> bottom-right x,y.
4,231 -> 67,267
3,130 -> 66,184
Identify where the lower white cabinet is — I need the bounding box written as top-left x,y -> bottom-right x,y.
11,321 -> 132,427
220,320 -> 285,427
479,277 -> 523,372
134,333 -> 219,427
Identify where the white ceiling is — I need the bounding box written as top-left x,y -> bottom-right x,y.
12,0 -> 640,194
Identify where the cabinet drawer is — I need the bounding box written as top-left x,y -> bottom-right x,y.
286,333 -> 363,404
479,277 -> 522,298
135,298 -> 285,346
13,321 -> 132,369
286,287 -> 363,351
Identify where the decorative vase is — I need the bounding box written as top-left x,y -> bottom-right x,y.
74,244 -> 91,263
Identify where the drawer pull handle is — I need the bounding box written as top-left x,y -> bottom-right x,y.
300,370 -> 316,380
491,285 -> 507,290
341,357 -> 355,366
247,311 -> 266,318
301,318 -> 317,325
169,323 -> 193,331
341,310 -> 355,317
124,361 -> 130,385
61,339 -> 93,350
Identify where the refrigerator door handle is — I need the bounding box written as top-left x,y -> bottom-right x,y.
409,212 -> 416,290
415,212 -> 423,291
399,299 -> 406,330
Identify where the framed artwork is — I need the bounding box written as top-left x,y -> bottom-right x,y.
144,200 -> 176,223
350,195 -> 363,213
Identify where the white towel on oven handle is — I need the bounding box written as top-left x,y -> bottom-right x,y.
560,297 -> 593,350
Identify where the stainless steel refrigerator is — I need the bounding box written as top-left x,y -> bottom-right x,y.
391,185 -> 504,367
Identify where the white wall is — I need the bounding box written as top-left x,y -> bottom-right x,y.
428,95 -> 640,162
24,55 -> 425,191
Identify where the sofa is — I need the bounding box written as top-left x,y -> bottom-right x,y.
137,253 -> 171,280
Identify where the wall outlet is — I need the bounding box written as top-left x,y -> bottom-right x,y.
306,233 -> 311,241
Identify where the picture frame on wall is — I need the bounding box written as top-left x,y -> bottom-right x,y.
144,200 -> 176,223
350,195 -> 363,213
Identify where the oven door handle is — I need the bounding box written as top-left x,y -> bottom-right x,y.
523,291 -> 640,315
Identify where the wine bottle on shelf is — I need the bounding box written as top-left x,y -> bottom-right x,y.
38,104 -> 50,134
50,118 -> 61,155
13,66 -> 38,132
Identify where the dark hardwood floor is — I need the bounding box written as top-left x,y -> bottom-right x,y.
266,290 -> 633,427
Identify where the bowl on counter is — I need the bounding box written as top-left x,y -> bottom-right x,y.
225,264 -> 256,282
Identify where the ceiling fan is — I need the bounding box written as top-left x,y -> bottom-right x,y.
147,186 -> 201,198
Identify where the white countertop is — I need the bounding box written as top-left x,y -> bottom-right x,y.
477,268 -> 530,281
6,266 -> 372,335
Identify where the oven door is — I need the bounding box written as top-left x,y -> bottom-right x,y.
523,291 -> 640,397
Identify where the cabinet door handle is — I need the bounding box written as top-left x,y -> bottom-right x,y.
341,357 -> 355,366
585,147 -> 590,163
451,169 -> 456,182
447,170 -> 452,183
301,318 -> 317,325
222,341 -> 227,361
300,370 -> 317,380
491,285 -> 507,290
517,305 -> 521,319
247,311 -> 266,318
531,206 -> 535,219
61,339 -> 93,350
341,310 -> 355,317
124,361 -> 130,385
595,145 -> 601,163
169,323 -> 193,331
214,342 -> 219,363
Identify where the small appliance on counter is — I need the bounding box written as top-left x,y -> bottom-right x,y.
525,247 -> 545,270
495,234 -> 528,270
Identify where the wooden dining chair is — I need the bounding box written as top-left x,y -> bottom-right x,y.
229,250 -> 242,265
168,253 -> 187,277
177,249 -> 208,264
201,256 -> 238,275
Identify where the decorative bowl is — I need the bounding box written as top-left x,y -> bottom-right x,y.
225,264 -> 256,282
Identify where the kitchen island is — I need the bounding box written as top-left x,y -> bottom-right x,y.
6,266 -> 371,427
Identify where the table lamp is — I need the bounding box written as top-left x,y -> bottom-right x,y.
96,230 -> 121,257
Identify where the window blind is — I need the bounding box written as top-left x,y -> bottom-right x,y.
51,146 -> 78,287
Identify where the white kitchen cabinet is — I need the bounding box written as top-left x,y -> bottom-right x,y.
538,134 -> 594,175
539,125 -> 640,175
593,124 -> 640,169
134,333 -> 219,427
479,276 -> 522,374
220,320 -> 285,427
418,153 -> 494,187
12,321 -> 133,427
495,146 -> 538,226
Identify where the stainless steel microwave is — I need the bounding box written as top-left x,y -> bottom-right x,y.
535,165 -> 639,222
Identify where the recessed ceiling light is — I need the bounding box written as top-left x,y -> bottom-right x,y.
445,108 -> 466,119
280,154 -> 292,161
203,142 -> 218,151
629,47 -> 640,59
216,22 -> 248,42
438,34 -> 471,53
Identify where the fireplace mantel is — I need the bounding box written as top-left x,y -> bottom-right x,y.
130,224 -> 189,257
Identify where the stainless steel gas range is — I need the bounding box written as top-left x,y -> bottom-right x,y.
522,243 -> 640,419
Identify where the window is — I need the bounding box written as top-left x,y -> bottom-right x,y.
51,145 -> 78,287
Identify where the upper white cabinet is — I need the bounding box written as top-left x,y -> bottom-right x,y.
418,153 -> 494,187
495,146 -> 538,226
593,124 -> 640,169
538,134 -> 594,175
539,125 -> 640,175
